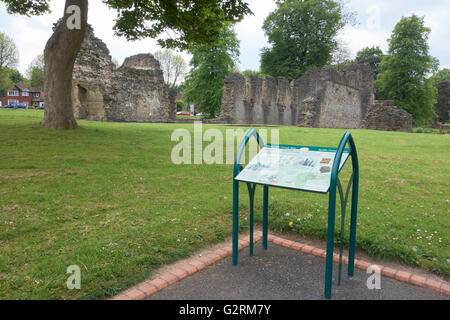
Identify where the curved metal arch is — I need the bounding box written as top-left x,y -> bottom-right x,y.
324,131 -> 360,299
233,129 -> 266,266
233,128 -> 266,178
329,131 -> 359,191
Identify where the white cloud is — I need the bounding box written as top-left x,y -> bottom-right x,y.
338,26 -> 391,58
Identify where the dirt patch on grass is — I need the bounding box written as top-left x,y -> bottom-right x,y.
0,169 -> 84,180
2,204 -> 19,212
384,178 -> 407,185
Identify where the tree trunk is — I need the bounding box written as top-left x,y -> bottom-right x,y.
42,0 -> 88,130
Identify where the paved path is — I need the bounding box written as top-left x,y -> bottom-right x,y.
147,244 -> 447,300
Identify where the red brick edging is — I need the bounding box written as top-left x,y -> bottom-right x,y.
111,232 -> 449,300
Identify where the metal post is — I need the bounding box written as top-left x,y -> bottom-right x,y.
348,168 -> 359,277
325,185 -> 337,299
232,128 -> 265,266
247,184 -> 256,256
263,186 -> 269,250
348,137 -> 359,278
232,180 -> 239,266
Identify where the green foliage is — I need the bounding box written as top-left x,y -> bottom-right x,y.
0,32 -> 18,70
0,68 -> 13,91
430,68 -> 450,84
375,15 -> 438,126
29,67 -> 44,89
1,0 -> 251,51
1,0 -> 50,15
26,55 -> 44,89
183,26 -> 240,118
7,68 -> 23,83
260,0 -> 347,81
176,99 -> 188,112
431,71 -> 450,123
413,127 -> 442,134
174,83 -> 186,95
240,69 -> 263,80
104,0 -> 251,49
355,46 -> 384,79
433,81 -> 450,123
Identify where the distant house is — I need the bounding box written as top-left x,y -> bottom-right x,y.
0,82 -> 44,108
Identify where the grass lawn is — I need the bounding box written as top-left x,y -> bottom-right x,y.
0,109 -> 449,299
176,115 -> 203,120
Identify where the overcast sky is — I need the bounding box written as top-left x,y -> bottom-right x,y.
0,0 -> 449,75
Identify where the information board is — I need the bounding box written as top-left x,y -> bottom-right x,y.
235,146 -> 350,193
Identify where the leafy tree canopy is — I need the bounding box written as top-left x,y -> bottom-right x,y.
430,68 -> 450,84
0,31 -> 19,70
0,68 -> 13,91
7,68 -> 23,83
260,0 -> 351,81
2,0 -> 252,50
183,25 -> 239,118
355,46 -> 384,79
375,15 -> 438,126
240,69 -> 263,80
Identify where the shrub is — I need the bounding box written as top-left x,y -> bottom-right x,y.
176,99 -> 188,111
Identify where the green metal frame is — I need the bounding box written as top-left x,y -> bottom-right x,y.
232,129 -> 359,300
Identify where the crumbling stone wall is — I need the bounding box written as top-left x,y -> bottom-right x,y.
72,25 -> 176,122
72,25 -> 113,121
219,64 -> 412,132
362,100 -> 413,132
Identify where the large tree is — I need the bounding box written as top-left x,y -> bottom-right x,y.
154,49 -> 188,88
260,0 -> 350,81
0,31 -> 18,70
7,68 -> 23,83
0,68 -> 12,91
183,26 -> 239,118
26,54 -> 44,89
355,46 -> 384,79
430,69 -> 450,123
375,15 -> 438,126
1,0 -> 251,129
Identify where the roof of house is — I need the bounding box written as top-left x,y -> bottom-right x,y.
14,81 -> 30,92
8,82 -> 42,93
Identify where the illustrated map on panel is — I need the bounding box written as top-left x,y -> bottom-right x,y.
235,146 -> 350,193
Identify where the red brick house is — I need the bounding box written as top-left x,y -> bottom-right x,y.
0,82 -> 44,108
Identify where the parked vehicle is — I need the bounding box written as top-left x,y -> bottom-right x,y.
16,104 -> 27,109
36,105 -> 44,110
4,105 -> 15,109
177,111 -> 191,116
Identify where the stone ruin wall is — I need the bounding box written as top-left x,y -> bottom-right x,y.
71,26 -> 412,132
362,100 -> 413,132
219,64 -> 413,132
72,25 -> 177,123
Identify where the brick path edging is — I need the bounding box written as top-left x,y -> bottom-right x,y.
111,232 -> 449,300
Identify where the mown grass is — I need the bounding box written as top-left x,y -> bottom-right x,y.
0,109 -> 449,299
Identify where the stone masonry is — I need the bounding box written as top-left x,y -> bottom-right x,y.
72,25 -> 176,122
362,100 -> 413,132
219,64 -> 412,132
